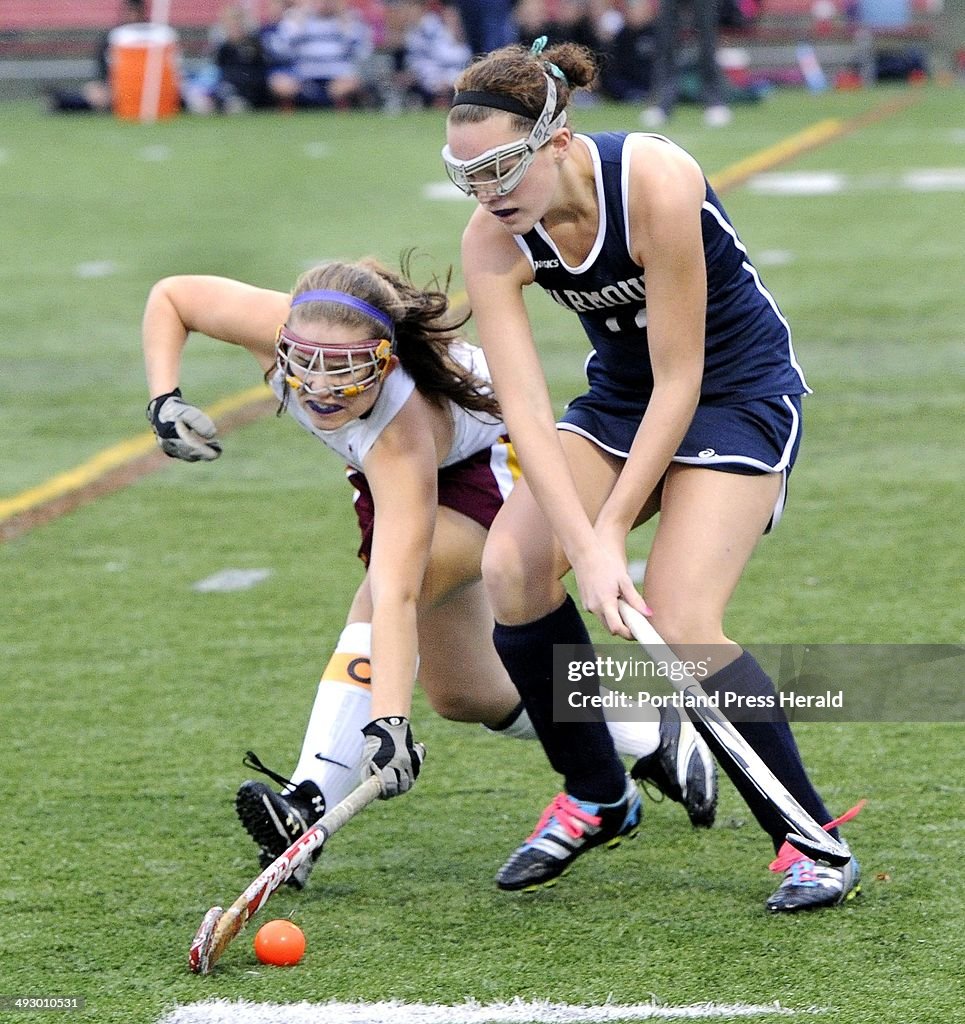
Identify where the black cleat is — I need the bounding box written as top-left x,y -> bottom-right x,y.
632,704 -> 717,827
235,779 -> 325,890
496,775 -> 641,892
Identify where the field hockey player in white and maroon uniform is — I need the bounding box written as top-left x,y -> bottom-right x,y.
143,256 -> 716,887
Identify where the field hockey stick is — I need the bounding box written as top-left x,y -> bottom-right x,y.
617,600 -> 852,867
188,773 -> 384,974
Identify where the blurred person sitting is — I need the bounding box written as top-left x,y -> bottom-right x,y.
514,0 -> 606,53
401,1 -> 472,108
268,0 -> 375,109
259,0 -> 299,76
214,5 -> 273,109
183,3 -> 273,113
600,0 -> 658,102
546,0 -> 603,52
512,0 -> 553,48
48,0 -> 147,113
588,0 -> 626,46
512,0 -> 602,53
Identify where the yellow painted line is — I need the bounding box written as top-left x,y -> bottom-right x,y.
709,118 -> 844,194
0,385 -> 270,522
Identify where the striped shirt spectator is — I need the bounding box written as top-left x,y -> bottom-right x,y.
269,0 -> 373,107
404,4 -> 471,106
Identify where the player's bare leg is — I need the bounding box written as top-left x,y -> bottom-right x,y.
645,464 -> 860,910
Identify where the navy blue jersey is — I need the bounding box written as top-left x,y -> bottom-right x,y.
513,131 -> 810,403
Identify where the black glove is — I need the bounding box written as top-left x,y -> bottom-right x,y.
147,388 -> 222,462
361,717 -> 426,798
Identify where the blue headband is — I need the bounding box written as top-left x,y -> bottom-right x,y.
290,289 -> 394,335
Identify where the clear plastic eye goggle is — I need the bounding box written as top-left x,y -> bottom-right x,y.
442,139 -> 539,198
275,325 -> 392,399
441,75 -> 567,198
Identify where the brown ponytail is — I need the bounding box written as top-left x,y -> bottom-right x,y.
449,42 -> 599,130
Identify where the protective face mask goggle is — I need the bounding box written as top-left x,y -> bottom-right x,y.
442,74 -> 567,198
276,325 -> 393,399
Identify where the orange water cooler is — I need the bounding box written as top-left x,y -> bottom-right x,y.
108,23 -> 180,121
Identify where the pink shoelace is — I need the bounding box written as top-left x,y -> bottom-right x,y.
527,793 -> 602,842
769,799 -> 867,873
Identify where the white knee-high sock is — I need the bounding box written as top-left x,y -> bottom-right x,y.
482,701 -> 537,740
287,622 -> 373,809
601,687 -> 661,760
483,697 -> 659,759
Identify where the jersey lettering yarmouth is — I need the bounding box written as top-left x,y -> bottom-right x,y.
513,131 -> 810,403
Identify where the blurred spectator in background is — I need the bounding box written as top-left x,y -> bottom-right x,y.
400,1 -> 472,108
47,0 -> 146,113
642,0 -> 732,127
267,0 -> 375,108
547,0 -> 603,51
513,0 -> 603,53
453,0 -> 517,56
512,0 -> 553,47
600,0 -> 658,102
214,5 -> 274,109
184,4 -> 273,113
588,0 -> 626,46
260,0 -> 299,81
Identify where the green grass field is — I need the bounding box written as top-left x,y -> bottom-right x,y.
1,85 -> 963,1023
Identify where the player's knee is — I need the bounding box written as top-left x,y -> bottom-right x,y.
647,606 -> 722,649
424,691 -> 482,723
480,532 -> 526,613
482,529 -> 562,622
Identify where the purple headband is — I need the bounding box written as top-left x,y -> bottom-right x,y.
290,289 -> 394,335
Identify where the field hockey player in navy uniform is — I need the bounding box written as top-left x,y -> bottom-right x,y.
444,39 -> 861,911
142,256 -> 716,887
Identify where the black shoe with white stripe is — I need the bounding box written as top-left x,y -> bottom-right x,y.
496,775 -> 641,892
235,758 -> 325,890
631,705 -> 717,828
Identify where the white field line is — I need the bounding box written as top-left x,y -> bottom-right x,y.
158,997 -> 826,1024
423,180 -> 474,201
747,168 -> 965,195
192,568 -> 273,592
75,259 -> 119,278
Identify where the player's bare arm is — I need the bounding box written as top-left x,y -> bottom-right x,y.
361,389 -> 444,720
143,275 -> 290,394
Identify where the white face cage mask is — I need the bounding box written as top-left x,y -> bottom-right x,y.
275,325 -> 393,400
442,74 -> 567,198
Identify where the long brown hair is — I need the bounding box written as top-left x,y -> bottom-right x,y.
274,253 -> 500,418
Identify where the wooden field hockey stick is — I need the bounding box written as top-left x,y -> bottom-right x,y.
618,601 -> 852,866
188,774 -> 384,974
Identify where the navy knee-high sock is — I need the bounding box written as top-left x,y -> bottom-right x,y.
696,651 -> 836,852
492,594 -> 627,804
